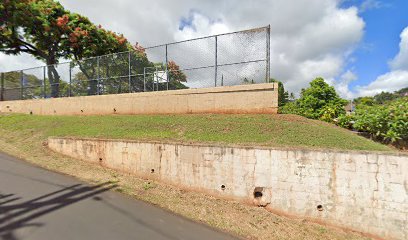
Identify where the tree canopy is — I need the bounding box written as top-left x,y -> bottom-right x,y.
268,78 -> 289,107
1,0 -> 188,97
280,77 -> 347,121
0,0 -> 135,64
353,87 -> 408,106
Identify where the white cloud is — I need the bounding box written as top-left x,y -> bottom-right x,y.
360,0 -> 383,12
332,70 -> 358,99
389,27 -> 408,71
168,2 -> 365,91
0,54 -> 43,73
355,70 -> 408,96
167,1 -> 365,93
0,0 -> 366,95
350,26 -> 408,97
174,11 -> 229,40
279,5 -> 364,93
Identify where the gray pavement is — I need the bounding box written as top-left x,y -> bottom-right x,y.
0,152 -> 238,240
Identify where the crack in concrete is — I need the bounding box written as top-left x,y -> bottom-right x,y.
374,155 -> 380,192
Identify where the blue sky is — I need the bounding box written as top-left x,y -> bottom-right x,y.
341,0 -> 408,89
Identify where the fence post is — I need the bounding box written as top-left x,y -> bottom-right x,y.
43,66 -> 46,98
153,66 -> 156,91
143,67 -> 146,92
165,44 -> 169,90
0,72 -> 4,101
20,70 -> 24,100
266,25 -> 271,83
69,63 -> 72,97
97,56 -> 100,95
128,51 -> 131,93
214,35 -> 218,87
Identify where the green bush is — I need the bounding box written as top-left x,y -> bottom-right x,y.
357,97 -> 407,143
335,114 -> 354,129
337,97 -> 408,143
280,77 -> 347,122
319,102 -> 348,122
279,101 -> 300,114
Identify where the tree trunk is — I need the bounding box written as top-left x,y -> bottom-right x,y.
46,58 -> 61,98
47,64 -> 60,98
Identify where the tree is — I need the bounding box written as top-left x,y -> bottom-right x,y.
167,61 -> 187,83
395,87 -> 408,96
354,96 -> 374,106
150,61 -> 188,91
269,78 -> 289,107
353,87 -> 408,107
280,77 -> 347,122
373,91 -> 397,104
2,0 -> 76,97
0,0 -> 149,97
0,71 -> 56,100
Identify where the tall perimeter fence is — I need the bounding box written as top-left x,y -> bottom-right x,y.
0,26 -> 270,101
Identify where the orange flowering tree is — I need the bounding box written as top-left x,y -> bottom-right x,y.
1,0 -> 187,96
0,0 -> 151,96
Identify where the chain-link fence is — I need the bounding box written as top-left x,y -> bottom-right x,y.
0,26 -> 270,101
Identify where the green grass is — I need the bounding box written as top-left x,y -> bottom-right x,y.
0,113 -> 392,151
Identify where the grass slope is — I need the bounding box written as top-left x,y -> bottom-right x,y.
0,113 -> 372,240
0,113 -> 391,151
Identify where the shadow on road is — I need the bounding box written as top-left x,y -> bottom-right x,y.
0,182 -> 116,240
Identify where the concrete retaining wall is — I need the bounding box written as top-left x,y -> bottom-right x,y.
0,83 -> 278,115
48,137 -> 408,240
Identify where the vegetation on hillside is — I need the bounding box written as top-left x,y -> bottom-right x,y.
337,96 -> 408,146
354,87 -> 408,105
276,77 -> 407,149
0,121 -> 371,240
279,78 -> 347,122
339,89 -> 408,146
0,113 -> 392,151
269,78 -> 291,107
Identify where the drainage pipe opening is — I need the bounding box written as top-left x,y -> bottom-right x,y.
253,187 -> 264,199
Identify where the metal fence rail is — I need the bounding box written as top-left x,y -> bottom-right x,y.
0,25 -> 271,101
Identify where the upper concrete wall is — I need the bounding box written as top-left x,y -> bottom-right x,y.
48,137 -> 408,240
0,83 -> 278,115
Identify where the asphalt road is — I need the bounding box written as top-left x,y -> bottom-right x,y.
0,152 -> 238,240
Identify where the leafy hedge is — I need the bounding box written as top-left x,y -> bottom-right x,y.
278,77 -> 407,148
280,78 -> 347,122
337,97 -> 408,144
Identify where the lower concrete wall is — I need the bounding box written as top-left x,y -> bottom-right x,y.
0,83 -> 278,115
48,137 -> 408,240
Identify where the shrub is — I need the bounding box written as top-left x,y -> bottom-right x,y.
335,114 -> 354,129
351,97 -> 408,143
279,101 -> 300,114
319,102 -> 347,122
280,77 -> 347,122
